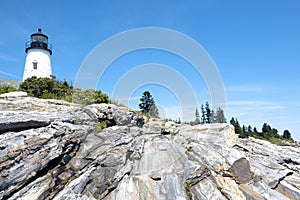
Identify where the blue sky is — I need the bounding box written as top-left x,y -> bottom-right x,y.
0,1 -> 300,140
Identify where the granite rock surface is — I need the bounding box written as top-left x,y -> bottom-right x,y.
0,95 -> 299,200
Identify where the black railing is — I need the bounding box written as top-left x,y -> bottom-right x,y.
25,41 -> 52,51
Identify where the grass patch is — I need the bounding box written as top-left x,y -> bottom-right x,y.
251,134 -> 288,145
95,122 -> 107,132
185,182 -> 192,199
267,137 -> 283,145
129,155 -> 138,161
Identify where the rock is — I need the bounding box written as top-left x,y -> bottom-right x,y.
1,96 -> 300,199
161,121 -> 180,135
0,91 -> 27,98
0,113 -> 51,134
230,157 -> 253,184
85,104 -> 137,126
275,181 -> 300,200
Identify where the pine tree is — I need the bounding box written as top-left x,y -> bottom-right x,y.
234,119 -> 243,136
211,109 -> 216,123
240,125 -> 248,138
205,102 -> 212,124
262,123 -> 272,133
271,128 -> 280,138
215,107 -> 226,123
230,117 -> 236,126
177,118 -> 181,124
282,130 -> 292,139
247,125 -> 252,133
139,91 -> 159,117
201,104 -> 206,124
230,117 -> 242,136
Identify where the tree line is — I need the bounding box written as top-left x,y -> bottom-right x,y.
1,80 -> 294,141
230,117 -> 293,141
191,102 -> 226,125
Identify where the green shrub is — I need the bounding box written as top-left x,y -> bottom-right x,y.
0,86 -> 17,95
129,155 -> 138,161
19,76 -> 109,105
72,88 -> 109,105
20,76 -> 55,97
185,182 -> 192,199
95,122 -> 107,132
41,92 -> 56,99
186,146 -> 193,152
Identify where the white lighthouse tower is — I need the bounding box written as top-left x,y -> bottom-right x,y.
22,28 -> 52,81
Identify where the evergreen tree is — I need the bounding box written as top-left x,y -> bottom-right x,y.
215,107 -> 226,123
240,125 -> 248,138
261,123 -> 272,137
282,130 -> 292,139
262,123 -> 272,133
234,119 -> 243,136
247,125 -> 253,133
230,117 -> 236,126
138,91 -> 159,117
230,118 -> 242,136
205,102 -> 212,124
177,118 -> 181,124
211,109 -> 217,123
253,127 -> 257,132
201,104 -> 206,124
271,128 -> 280,138
261,123 -> 280,138
228,118 -> 292,142
194,108 -> 201,125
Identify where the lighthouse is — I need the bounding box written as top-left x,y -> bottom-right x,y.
22,28 -> 52,81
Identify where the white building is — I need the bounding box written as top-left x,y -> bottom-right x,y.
22,28 -> 52,81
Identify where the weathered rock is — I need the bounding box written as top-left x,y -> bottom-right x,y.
0,91 -> 27,98
0,96 -> 300,200
85,104 -> 137,126
161,121 -> 180,135
275,181 -> 300,200
230,157 -> 253,184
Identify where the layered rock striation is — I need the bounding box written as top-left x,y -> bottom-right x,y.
0,94 -> 299,200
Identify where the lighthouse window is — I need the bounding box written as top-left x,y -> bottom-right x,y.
32,62 -> 38,70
